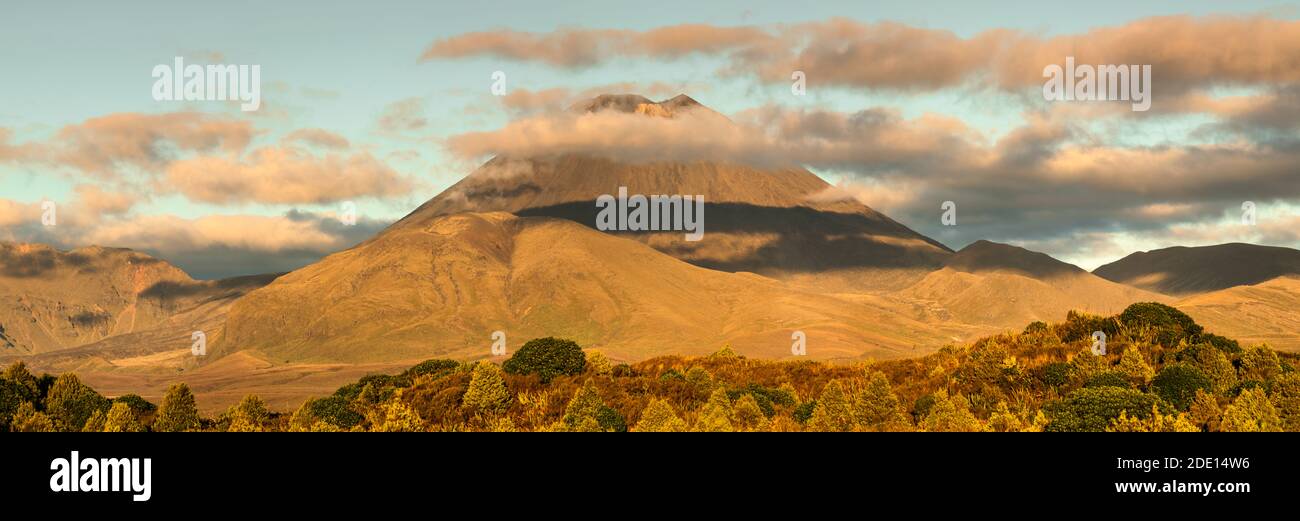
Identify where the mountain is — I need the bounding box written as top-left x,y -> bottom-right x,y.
218,212 -> 968,364
897,240 -> 1167,329
394,94 -> 952,290
1093,243 -> 1300,296
0,242 -> 276,365
1177,275 -> 1300,351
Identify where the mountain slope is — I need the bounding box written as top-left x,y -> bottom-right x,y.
1177,275 -> 1300,351
897,241 -> 1167,329
217,212 -> 966,364
1094,243 -> 1300,296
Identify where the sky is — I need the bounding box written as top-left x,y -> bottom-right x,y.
2,0 -> 1299,278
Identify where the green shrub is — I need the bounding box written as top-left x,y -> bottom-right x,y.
1085,371 -> 1132,389
1041,362 -> 1073,388
307,395 -> 363,429
595,405 -> 627,432
792,400 -> 817,424
1045,387 -> 1163,432
658,369 -> 685,382
1152,364 -> 1213,410
404,359 -> 461,379
502,337 -> 586,383
1119,302 -> 1203,346
112,394 -> 157,414
1197,333 -> 1241,355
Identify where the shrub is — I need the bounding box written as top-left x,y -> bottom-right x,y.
632,399 -> 687,432
658,369 -> 685,382
306,395 -> 363,429
1041,362 -> 1072,388
1198,333 -> 1242,355
1152,364 -> 1213,410
462,361 -> 511,413
611,364 -> 635,377
1118,302 -> 1203,346
503,337 -> 586,383
1220,388 -> 1282,432
404,359 -> 460,379
1084,371 -> 1132,389
1045,387 -> 1163,432
595,406 -> 627,432
103,401 -> 145,432
112,394 -> 157,414
792,400 -> 817,424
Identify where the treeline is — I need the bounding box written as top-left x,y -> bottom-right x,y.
3,303 -> 1298,432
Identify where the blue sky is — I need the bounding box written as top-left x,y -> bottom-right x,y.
2,1 -> 1298,277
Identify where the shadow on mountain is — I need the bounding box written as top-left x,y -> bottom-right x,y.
516,200 -> 952,273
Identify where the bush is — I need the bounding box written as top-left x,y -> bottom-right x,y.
112,394 -> 157,414
1198,333 -> 1241,355
1045,387 -> 1163,432
658,369 -> 685,382
307,395 -> 364,429
1119,302 -> 1203,346
1041,362 -> 1072,388
502,337 -> 586,383
1060,310 -> 1118,343
154,383 -> 200,432
792,401 -> 817,424
595,405 -> 627,432
611,364 -> 635,377
1151,364 -> 1213,410
404,359 -> 461,379
1085,371 -> 1132,389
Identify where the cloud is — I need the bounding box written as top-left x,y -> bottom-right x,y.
282,128 -> 351,149
421,25 -> 773,68
376,97 -> 428,133
424,16 -> 1300,99
48,112 -> 253,176
163,146 -> 416,205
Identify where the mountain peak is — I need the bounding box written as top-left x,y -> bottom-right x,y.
570,93 -> 709,118
946,240 -> 1084,279
1094,242 -> 1300,296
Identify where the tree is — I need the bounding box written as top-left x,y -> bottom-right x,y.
733,394 -> 767,431
684,366 -> 714,397
693,388 -> 735,432
10,401 -> 56,432
2,361 -> 40,402
632,399 -> 687,432
1188,390 -> 1221,432
103,401 -> 145,432
854,371 -> 903,429
808,380 -> 855,432
1151,364 -> 1213,410
585,350 -> 612,376
1180,344 -> 1237,394
562,379 -> 606,431
1117,346 -> 1154,386
920,389 -> 983,432
45,373 -> 110,431
154,383 -> 201,432
227,394 -> 270,432
462,361 -> 511,413
1239,345 -> 1281,382
502,337 -> 586,383
81,409 -> 106,432
1269,372 -> 1300,432
1220,388 -> 1282,432
710,344 -> 739,359
0,379 -> 24,431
